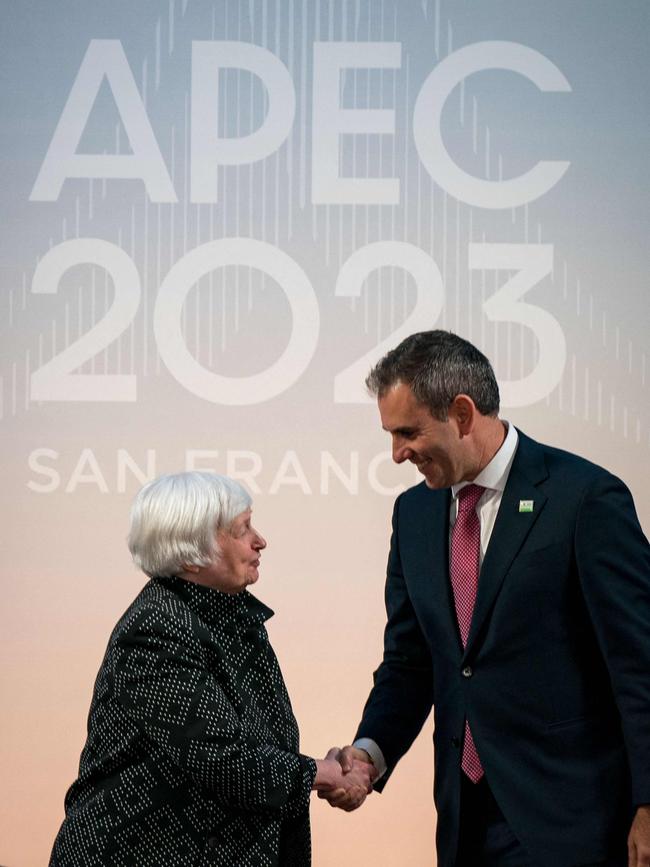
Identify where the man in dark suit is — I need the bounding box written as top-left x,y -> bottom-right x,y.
325,331 -> 650,866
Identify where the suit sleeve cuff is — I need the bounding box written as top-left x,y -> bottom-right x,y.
353,737 -> 387,779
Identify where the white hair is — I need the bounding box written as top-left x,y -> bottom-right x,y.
127,471 -> 252,578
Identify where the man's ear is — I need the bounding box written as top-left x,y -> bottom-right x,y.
449,394 -> 476,435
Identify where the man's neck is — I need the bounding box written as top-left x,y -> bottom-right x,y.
471,418 -> 508,478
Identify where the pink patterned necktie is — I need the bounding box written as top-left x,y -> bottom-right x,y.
450,483 -> 485,783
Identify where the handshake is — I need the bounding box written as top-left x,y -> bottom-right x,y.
313,746 -> 378,811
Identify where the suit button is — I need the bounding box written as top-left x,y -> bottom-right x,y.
451,737 -> 460,748
206,836 -> 219,851
462,666 -> 473,678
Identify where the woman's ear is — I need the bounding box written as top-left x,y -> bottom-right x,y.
182,563 -> 201,574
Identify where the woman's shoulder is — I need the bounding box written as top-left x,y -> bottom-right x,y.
109,578 -> 199,645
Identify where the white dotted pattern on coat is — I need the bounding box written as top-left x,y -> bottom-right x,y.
49,576 -> 316,866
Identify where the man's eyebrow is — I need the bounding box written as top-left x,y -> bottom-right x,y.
382,425 -> 418,435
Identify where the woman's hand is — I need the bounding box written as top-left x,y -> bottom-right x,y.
312,748 -> 376,811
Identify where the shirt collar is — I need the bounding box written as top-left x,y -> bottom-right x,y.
451,420 -> 518,498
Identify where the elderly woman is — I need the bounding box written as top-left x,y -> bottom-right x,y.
50,472 -> 372,867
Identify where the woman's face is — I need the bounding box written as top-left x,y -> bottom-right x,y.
198,509 -> 267,594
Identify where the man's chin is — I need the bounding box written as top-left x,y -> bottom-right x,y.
422,473 -> 446,490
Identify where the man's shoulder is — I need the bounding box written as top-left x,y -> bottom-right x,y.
515,429 -> 616,484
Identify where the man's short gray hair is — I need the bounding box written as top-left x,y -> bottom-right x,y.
366,330 -> 500,420
127,471 -> 252,578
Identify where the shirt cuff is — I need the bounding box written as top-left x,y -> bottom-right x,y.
353,737 -> 387,779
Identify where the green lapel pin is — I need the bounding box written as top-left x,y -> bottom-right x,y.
519,500 -> 534,513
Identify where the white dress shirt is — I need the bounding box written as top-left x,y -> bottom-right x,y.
355,422 -> 519,777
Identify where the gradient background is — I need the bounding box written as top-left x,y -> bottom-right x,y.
1,2 -> 649,865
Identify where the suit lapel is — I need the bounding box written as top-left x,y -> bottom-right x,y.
463,432 -> 549,659
428,488 -> 464,654
409,485 -> 463,655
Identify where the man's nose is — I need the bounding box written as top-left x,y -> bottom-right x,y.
392,440 -> 411,464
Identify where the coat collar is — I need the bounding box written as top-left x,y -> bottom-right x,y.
152,574 -> 274,630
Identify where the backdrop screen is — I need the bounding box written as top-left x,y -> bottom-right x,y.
2,1 -> 648,864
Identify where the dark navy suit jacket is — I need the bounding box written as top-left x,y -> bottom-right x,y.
356,430 -> 650,867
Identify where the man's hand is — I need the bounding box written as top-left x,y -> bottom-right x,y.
315,746 -> 378,811
334,745 -> 375,773
628,805 -> 650,867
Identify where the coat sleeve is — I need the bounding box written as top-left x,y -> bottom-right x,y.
575,471 -> 650,807
355,494 -> 434,787
111,607 -> 316,815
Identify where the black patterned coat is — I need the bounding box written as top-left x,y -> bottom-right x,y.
50,575 -> 317,867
